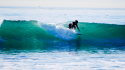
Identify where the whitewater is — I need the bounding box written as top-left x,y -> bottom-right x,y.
0,7 -> 125,70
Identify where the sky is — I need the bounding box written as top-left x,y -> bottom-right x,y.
0,0 -> 125,8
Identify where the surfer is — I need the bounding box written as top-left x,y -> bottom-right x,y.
68,20 -> 80,32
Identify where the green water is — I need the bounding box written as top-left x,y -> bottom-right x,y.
0,20 -> 125,50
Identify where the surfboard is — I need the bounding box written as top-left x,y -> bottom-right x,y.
75,32 -> 82,35
70,29 -> 82,35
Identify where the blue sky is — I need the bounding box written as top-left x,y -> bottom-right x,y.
0,0 -> 125,8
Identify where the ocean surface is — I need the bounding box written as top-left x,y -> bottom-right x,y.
0,6 -> 125,70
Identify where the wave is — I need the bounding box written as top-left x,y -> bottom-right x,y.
78,22 -> 125,42
0,20 -> 125,50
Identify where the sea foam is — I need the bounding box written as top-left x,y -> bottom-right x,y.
40,23 -> 76,40
0,18 -> 3,27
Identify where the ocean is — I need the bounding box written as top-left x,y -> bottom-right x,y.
0,6 -> 125,70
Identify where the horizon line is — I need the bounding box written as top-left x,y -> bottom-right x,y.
0,6 -> 125,9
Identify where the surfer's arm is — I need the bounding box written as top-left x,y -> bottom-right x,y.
76,25 -> 80,32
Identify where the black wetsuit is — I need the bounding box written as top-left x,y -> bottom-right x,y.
68,22 -> 77,29
68,21 -> 80,32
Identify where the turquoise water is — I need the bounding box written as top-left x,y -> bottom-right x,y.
0,20 -> 125,50
0,7 -> 125,70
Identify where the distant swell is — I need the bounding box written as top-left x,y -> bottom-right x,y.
0,20 -> 125,50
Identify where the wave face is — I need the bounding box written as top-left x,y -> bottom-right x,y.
0,20 -> 125,50
78,22 -> 125,47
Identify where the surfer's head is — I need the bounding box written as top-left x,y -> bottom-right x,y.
75,20 -> 78,23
